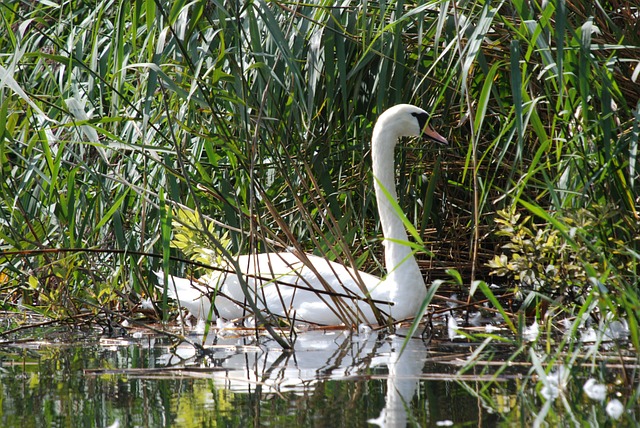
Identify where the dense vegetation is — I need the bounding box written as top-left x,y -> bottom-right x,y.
1,0 -> 638,370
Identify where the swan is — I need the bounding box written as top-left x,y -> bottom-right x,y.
158,104 -> 447,325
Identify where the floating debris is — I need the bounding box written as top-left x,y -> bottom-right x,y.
358,323 -> 372,334
540,366 -> 567,400
447,315 -> 464,340
606,399 -> 624,420
523,320 -> 539,343
583,378 -> 606,401
140,298 -> 154,311
485,324 -> 499,333
604,320 -> 630,341
580,317 -> 631,346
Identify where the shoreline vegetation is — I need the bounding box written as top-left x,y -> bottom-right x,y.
1,0 -> 639,420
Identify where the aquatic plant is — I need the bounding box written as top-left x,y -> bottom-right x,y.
487,207 -> 612,301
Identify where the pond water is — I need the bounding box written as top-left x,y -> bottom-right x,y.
0,322 -> 635,427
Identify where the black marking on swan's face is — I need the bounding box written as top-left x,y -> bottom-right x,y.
411,111 -> 429,132
411,111 -> 447,145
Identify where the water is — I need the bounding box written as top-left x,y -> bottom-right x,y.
0,323 -> 635,427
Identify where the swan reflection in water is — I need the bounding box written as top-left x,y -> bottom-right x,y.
157,328 -> 428,427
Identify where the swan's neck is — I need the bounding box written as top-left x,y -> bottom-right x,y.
371,125 -> 424,288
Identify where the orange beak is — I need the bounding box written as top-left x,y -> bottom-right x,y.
423,125 -> 448,145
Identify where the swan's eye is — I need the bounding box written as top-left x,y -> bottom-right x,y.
411,112 -> 429,133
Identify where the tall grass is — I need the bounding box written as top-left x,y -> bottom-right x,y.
0,0 -> 455,320
0,0 -> 638,369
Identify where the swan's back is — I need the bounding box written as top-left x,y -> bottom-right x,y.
211,252 -> 387,325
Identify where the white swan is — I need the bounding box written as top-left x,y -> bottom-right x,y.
158,104 -> 447,325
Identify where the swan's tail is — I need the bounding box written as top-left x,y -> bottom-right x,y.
154,270 -> 182,299
154,271 -> 212,321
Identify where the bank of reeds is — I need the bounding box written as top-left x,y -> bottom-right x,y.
0,0 -> 638,373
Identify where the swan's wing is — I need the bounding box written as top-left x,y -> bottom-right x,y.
233,253 -> 386,324
157,252 -> 390,324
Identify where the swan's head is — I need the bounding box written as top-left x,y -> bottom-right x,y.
376,104 -> 448,145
